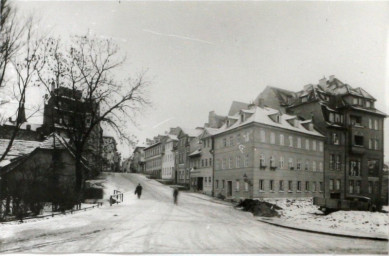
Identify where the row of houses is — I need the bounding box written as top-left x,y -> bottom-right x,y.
130,75 -> 386,206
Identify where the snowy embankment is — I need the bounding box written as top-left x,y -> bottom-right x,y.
260,198 -> 389,237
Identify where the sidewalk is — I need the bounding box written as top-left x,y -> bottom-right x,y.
256,216 -> 388,241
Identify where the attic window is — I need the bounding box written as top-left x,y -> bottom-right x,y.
301,96 -> 308,103
366,101 -> 371,108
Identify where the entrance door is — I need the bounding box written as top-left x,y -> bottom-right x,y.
197,177 -> 203,191
227,181 -> 233,197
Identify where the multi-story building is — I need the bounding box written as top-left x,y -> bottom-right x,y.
40,86 -> 103,176
257,76 -> 386,207
130,146 -> 146,173
144,137 -> 165,179
175,127 -> 204,186
161,134 -> 178,181
189,127 -> 219,195
213,104 -> 325,200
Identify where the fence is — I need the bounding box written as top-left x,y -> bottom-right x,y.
0,202 -> 103,223
110,190 -> 124,206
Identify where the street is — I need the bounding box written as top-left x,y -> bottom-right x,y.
0,173 -> 387,254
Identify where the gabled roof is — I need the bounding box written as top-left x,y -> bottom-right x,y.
215,106 -> 324,137
180,127 -> 204,137
228,101 -> 249,116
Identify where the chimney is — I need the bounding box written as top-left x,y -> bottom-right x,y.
318,77 -> 327,87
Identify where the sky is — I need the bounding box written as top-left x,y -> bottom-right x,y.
11,0 -> 389,159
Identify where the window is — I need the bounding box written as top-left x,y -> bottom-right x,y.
222,158 -> 226,169
216,180 -> 219,189
374,139 -> 379,150
368,159 -> 379,177
288,181 -> 293,192
236,180 -> 240,191
205,159 -> 208,167
269,180 -> 274,191
332,133 -> 339,145
244,182 -> 249,192
329,112 -> 334,122
330,154 -> 335,170
350,115 -> 362,126
244,154 -> 249,167
335,113 -> 342,123
269,156 -> 275,168
369,138 -> 373,149
305,181 -> 310,191
270,132 -> 275,144
312,161 -> 317,172
236,156 -> 241,168
210,158 -> 212,166
289,136 -> 293,147
312,140 -> 317,151
297,137 -> 301,148
288,158 -> 294,170
319,142 -> 323,152
279,180 -> 284,192
349,180 -> 354,193
335,179 -> 341,190
280,134 -> 284,145
350,160 -> 361,176
368,181 -> 373,194
259,180 -> 264,191
369,118 -> 372,129
329,179 -> 334,190
201,159 -> 204,167
222,180 -> 225,189
374,120 -> 378,130
353,97 -> 358,105
297,181 -> 302,192
335,155 -> 341,171
260,130 -> 266,143
319,162 -> 323,172
305,139 -> 310,150
305,160 -> 309,171
230,136 -> 234,147
296,159 -> 301,170
366,100 -> 371,108
280,156 -> 284,169
354,135 -> 364,146
229,157 -> 233,169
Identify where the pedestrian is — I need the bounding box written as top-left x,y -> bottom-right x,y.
134,183 -> 143,199
173,188 -> 179,205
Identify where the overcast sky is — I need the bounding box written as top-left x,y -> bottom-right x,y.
15,1 -> 388,159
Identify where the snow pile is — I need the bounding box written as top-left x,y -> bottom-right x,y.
263,198 -> 389,236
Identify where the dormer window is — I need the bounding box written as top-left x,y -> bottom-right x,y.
240,114 -> 245,122
366,100 -> 371,108
353,97 -> 358,105
276,115 -> 280,123
301,96 -> 308,103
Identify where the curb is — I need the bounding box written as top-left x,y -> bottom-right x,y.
257,218 -> 388,241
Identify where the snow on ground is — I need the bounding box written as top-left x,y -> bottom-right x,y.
263,198 -> 389,236
0,173 -> 387,254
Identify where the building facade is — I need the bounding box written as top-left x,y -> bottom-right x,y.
258,76 -> 386,206
144,141 -> 164,179
102,136 -> 120,172
130,146 -> 146,173
161,134 -> 178,181
213,105 -> 325,200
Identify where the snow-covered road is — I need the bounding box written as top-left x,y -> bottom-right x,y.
0,173 -> 387,253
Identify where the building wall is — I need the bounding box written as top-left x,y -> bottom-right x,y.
162,140 -> 175,180
213,123 -> 324,200
144,143 -> 163,178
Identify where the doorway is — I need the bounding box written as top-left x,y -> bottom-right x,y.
227,181 -> 232,197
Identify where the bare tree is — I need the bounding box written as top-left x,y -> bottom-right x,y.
37,34 -> 150,192
0,17 -> 45,163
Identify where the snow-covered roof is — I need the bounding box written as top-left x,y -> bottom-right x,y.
0,139 -> 42,166
215,106 -> 324,137
181,127 -> 204,137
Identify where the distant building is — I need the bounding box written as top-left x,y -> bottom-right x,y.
213,105 -> 325,200
161,134 -> 178,181
176,127 -> 204,186
130,146 -> 146,173
144,140 -> 164,179
102,136 -> 120,172
189,127 -> 219,196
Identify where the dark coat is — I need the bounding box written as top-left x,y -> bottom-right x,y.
135,185 -> 143,195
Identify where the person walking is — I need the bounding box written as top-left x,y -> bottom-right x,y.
173,188 -> 179,205
134,183 -> 143,199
